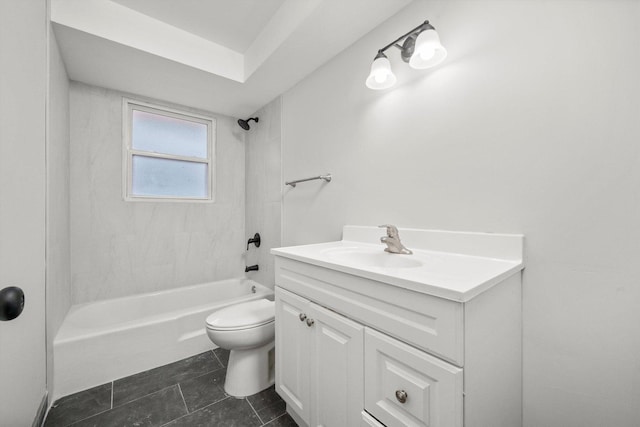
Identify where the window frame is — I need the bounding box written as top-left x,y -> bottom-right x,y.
122,98 -> 216,203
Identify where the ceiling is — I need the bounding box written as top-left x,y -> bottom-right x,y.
51,0 -> 412,117
110,0 -> 286,53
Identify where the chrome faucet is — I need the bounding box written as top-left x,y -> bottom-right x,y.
379,225 -> 412,254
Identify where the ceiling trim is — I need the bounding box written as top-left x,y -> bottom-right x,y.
52,0 -> 244,81
243,0 -> 321,79
52,0 -> 413,117
51,0 -> 323,83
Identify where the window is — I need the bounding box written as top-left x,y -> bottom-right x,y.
123,99 -> 215,201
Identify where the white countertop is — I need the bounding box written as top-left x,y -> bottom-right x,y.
271,226 -> 524,302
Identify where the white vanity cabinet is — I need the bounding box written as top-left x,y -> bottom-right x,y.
275,286 -> 364,427
272,226 -> 524,427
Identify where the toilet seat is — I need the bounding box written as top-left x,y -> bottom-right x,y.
206,298 -> 274,331
204,297 -> 276,396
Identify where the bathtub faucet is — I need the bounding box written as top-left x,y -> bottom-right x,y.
247,233 -> 261,250
245,265 -> 259,272
379,224 -> 412,254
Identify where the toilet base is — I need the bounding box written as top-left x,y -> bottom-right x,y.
223,341 -> 275,397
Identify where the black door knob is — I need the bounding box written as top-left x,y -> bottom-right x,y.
0,286 -> 25,321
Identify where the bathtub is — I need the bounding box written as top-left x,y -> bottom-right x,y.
53,278 -> 272,400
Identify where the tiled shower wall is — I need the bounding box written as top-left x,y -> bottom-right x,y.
244,97 -> 282,288
69,83 -> 247,303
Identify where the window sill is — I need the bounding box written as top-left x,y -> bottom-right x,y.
123,195 -> 215,203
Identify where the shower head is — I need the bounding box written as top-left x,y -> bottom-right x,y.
238,117 -> 259,130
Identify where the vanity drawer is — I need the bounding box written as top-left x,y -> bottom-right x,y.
275,257 -> 464,365
361,410 -> 386,427
364,328 -> 463,427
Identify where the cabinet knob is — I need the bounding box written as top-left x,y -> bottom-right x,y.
299,313 -> 307,322
306,318 -> 315,327
395,390 -> 408,404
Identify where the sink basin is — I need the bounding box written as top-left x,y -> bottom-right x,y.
322,247 -> 423,269
272,226 -> 525,302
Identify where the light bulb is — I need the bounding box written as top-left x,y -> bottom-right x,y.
409,28 -> 447,69
419,48 -> 435,61
366,55 -> 397,90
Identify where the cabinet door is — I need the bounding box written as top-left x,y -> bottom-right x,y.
275,287 -> 311,423
365,328 -> 463,427
308,302 -> 364,427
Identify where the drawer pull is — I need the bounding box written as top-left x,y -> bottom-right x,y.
306,318 -> 315,327
299,313 -> 307,321
395,389 -> 408,404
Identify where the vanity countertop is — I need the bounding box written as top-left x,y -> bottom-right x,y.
271,226 -> 524,302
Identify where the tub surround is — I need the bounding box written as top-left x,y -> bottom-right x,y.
53,278 -> 272,401
70,83 -> 246,304
245,96 -> 282,288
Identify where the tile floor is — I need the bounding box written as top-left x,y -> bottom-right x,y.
44,348 -> 297,427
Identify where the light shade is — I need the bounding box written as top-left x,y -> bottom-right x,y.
409,28 -> 447,69
365,55 -> 397,90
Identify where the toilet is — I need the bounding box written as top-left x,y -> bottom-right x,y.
205,298 -> 275,397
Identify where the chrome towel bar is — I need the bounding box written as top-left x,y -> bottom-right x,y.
285,174 -> 332,188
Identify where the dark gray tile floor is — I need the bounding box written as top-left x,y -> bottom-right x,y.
44,348 -> 296,427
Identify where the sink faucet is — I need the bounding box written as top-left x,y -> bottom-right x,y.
379,225 -> 413,255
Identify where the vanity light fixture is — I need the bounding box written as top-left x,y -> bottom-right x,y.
366,20 -> 447,90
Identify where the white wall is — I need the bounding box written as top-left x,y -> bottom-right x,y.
69,83 -> 246,303
46,26 -> 71,402
282,1 -> 640,426
245,97 -> 282,288
0,0 -> 47,424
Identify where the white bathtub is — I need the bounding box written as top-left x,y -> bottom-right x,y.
53,278 -> 272,400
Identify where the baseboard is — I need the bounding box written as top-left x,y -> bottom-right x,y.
32,392 -> 48,427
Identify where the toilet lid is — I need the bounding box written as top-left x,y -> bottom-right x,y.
206,299 -> 274,330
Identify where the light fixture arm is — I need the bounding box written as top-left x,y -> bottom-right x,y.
375,20 -> 434,57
